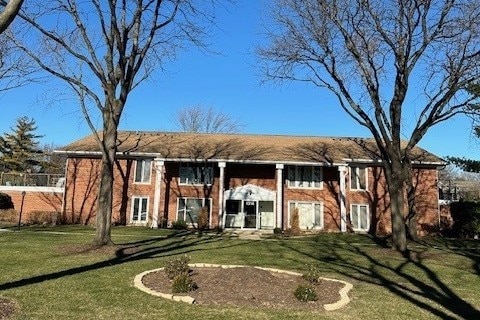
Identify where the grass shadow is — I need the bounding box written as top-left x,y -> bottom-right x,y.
277,237 -> 480,319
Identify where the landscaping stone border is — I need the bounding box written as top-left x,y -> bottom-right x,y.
133,264 -> 353,311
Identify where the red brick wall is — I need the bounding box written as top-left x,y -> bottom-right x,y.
1,189 -> 63,224
63,157 -> 441,235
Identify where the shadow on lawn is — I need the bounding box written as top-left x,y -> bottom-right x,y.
279,237 -> 480,320
0,231 -> 240,292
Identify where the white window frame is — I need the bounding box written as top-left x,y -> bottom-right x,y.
131,196 -> 149,223
134,159 -> 152,184
179,163 -> 213,186
288,201 -> 324,230
349,166 -> 367,190
350,203 -> 369,232
287,166 -> 323,189
176,197 -> 212,226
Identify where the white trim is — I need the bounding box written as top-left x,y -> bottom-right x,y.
276,165 -> 283,228
288,201 -> 324,230
350,203 -> 370,232
0,186 -> 63,193
218,162 -> 226,229
130,196 -> 149,224
151,160 -> 164,228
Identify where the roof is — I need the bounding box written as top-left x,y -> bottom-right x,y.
58,131 -> 443,166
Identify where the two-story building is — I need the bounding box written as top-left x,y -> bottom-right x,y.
58,131 -> 443,234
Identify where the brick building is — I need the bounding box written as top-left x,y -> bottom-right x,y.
57,131 -> 443,234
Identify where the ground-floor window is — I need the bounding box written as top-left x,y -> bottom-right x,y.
131,196 -> 149,223
177,197 -> 212,225
288,201 -> 324,230
350,204 -> 369,231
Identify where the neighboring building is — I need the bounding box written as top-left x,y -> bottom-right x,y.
57,131 -> 443,235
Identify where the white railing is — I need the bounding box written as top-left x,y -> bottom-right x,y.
0,172 -> 65,188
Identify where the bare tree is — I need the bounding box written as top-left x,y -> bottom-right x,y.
0,0 -> 23,33
174,105 -> 243,133
259,0 -> 480,252
11,0 -> 218,245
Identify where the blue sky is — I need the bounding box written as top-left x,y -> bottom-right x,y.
0,1 -> 479,160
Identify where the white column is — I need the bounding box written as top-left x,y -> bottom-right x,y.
151,160 -> 165,228
338,165 -> 347,232
218,162 -> 226,229
276,164 -> 284,229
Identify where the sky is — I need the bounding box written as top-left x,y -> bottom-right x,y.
0,1 -> 479,160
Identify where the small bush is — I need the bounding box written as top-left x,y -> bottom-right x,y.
0,208 -> 18,223
171,273 -> 198,294
447,201 -> 480,238
28,211 -> 60,226
164,255 -> 191,280
294,284 -> 318,302
0,193 -> 14,210
197,207 -> 209,231
273,227 -> 283,235
172,220 -> 188,230
302,264 -> 322,284
290,207 -> 301,235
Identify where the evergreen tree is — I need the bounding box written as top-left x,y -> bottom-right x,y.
0,116 -> 42,172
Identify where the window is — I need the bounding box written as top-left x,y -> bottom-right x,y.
350,204 -> 369,231
287,166 -> 322,188
350,166 -> 367,190
134,159 -> 152,183
177,197 -> 212,225
131,196 -> 149,223
179,163 -> 213,185
289,201 -> 323,230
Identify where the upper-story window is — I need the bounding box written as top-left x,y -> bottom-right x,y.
179,163 -> 213,185
350,166 -> 367,190
287,166 -> 322,189
134,159 -> 152,183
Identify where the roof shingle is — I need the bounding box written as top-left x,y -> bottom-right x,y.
59,131 -> 443,165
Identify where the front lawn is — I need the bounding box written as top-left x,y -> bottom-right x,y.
0,226 -> 479,319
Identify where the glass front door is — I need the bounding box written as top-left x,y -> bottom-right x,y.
243,201 -> 257,228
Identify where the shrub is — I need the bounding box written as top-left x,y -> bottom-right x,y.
28,211 -> 60,226
171,273 -> 198,294
0,208 -> 18,223
0,193 -> 14,210
447,201 -> 480,238
172,220 -> 188,230
302,264 -> 322,284
164,255 -> 191,280
290,207 -> 301,235
273,227 -> 283,235
197,206 -> 209,231
294,284 -> 318,302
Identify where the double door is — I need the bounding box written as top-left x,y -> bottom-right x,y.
225,199 -> 274,229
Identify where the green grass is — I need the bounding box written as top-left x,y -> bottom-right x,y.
0,226 -> 479,319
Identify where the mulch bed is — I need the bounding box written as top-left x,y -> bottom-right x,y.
142,266 -> 345,311
0,297 -> 16,320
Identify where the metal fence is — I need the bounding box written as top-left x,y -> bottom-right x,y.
0,172 -> 65,187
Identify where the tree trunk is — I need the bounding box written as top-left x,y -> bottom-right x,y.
384,159 -> 408,253
405,182 -> 419,241
93,120 -> 117,246
388,180 -> 408,252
